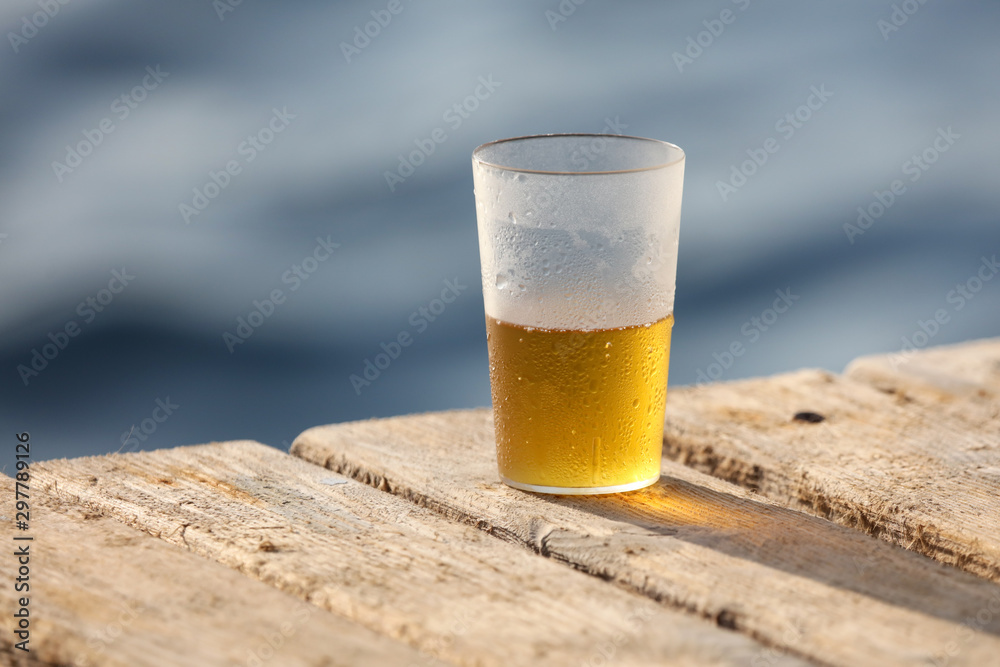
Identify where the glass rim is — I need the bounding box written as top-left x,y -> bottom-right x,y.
472,133 -> 685,175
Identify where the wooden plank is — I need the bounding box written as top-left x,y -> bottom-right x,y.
846,337 -> 1000,397
292,409 -> 1000,667
32,442 -> 795,667
845,337 -> 1000,425
659,367 -> 1000,584
0,474 -> 421,667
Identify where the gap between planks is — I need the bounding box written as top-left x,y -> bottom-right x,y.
33,442 -> 797,667
662,338 -> 1000,584
292,409 -> 1000,667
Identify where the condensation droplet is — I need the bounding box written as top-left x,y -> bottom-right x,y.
508,212 -> 517,224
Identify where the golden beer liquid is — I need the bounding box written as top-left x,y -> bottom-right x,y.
486,314 -> 672,492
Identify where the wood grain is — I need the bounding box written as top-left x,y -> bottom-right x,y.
847,337 -> 1000,397
32,442 -> 793,667
292,410 -> 1000,667
0,474 -> 421,667
660,365 -> 1000,584
846,337 -> 1000,428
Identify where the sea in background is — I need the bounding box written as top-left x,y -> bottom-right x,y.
1,1 -> 998,461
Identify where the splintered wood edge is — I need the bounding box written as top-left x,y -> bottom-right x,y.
0,471 -> 422,667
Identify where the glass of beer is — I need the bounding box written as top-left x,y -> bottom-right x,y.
472,134 -> 685,494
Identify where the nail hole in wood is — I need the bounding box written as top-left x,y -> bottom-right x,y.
716,609 -> 738,629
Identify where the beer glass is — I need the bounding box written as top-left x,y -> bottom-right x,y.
472,134 -> 685,494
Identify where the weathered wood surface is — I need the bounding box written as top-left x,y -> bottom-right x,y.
846,337 -> 1000,427
0,474 -> 422,667
292,410 -> 1000,667
661,345 -> 1000,583
33,442 -> 793,667
847,337 -> 1000,398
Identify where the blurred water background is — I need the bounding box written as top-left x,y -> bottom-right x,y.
1,1 -> 998,460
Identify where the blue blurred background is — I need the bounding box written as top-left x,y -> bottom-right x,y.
1,1 -> 998,460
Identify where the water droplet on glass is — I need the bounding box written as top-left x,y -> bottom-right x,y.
495,274 -> 508,289
508,212 -> 517,224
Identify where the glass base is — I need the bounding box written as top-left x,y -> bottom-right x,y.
500,474 -> 660,496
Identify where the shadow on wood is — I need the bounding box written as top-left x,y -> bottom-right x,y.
550,473 -> 1000,637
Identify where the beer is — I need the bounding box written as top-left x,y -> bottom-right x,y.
486,313 -> 672,492
472,133 -> 685,493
